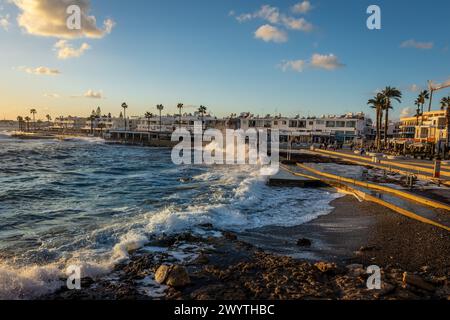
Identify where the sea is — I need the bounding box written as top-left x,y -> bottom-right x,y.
0,130 -> 340,299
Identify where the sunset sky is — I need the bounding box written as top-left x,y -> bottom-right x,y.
0,0 -> 449,120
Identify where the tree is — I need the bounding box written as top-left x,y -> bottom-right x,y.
440,96 -> 450,110
24,116 -> 31,132
98,123 -> 106,136
368,93 -> 386,151
30,108 -> 37,131
144,111 -> 153,132
414,98 -> 421,125
17,116 -> 23,131
198,105 -> 207,131
177,103 -> 184,129
121,102 -> 128,131
156,104 -> 164,139
381,87 -> 402,145
89,111 -> 96,135
418,90 -> 430,123
45,114 -> 52,128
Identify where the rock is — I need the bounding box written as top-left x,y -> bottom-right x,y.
155,265 -> 171,284
346,264 -> 365,277
314,262 -> 336,273
359,245 -> 378,252
420,265 -> 430,273
374,282 -> 396,298
296,238 -> 312,247
155,264 -> 191,288
194,253 -> 209,265
199,223 -> 214,229
430,276 -> 447,285
166,265 -> 191,288
402,272 -> 435,292
223,232 -> 237,241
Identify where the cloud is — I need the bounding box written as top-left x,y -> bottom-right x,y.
279,60 -> 306,72
0,13 -> 9,30
255,5 -> 280,24
84,89 -> 103,99
400,107 -> 413,118
310,53 -> 344,70
18,66 -> 61,76
254,24 -> 287,43
43,93 -> 60,98
292,1 -> 313,14
408,84 -> 422,93
281,16 -> 313,31
12,0 -> 115,39
54,40 -> 90,59
236,13 -> 253,23
232,4 -> 313,34
279,53 -> 344,72
400,39 -> 433,50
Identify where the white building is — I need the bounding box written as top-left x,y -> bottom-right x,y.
52,116 -> 87,131
134,112 -> 217,133
232,112 -> 372,143
82,115 -> 123,133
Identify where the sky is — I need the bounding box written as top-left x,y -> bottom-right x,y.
0,0 -> 449,121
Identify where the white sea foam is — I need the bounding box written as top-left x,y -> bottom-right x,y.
0,162 -> 342,299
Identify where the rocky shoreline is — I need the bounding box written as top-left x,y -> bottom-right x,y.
44,196 -> 450,300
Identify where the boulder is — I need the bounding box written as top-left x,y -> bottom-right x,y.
223,232 -> 237,241
166,265 -> 191,288
155,265 -> 171,284
315,262 -> 337,273
346,264 -> 365,277
296,238 -> 312,247
402,272 -> 435,292
155,264 -> 191,288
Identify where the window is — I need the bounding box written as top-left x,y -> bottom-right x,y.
346,121 -> 356,128
289,120 -> 298,128
336,121 -> 346,127
316,120 -> 324,125
298,121 -> 306,128
326,121 -> 335,128
282,121 -> 287,125
273,121 -> 278,125
309,121 -> 314,126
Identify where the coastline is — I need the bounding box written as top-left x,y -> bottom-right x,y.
45,195 -> 450,300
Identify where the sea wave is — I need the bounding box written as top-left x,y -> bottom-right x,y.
0,141 -> 342,299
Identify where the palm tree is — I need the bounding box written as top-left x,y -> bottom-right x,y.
45,114 -> 52,128
17,116 -> 23,131
177,103 -> 184,129
414,98 -> 421,125
418,90 -> 430,123
98,123 -> 106,137
198,105 -> 207,131
89,111 -> 96,135
30,108 -> 37,131
440,96 -> 450,110
381,87 -> 402,145
156,104 -> 164,138
144,112 -> 153,132
368,93 -> 386,151
121,102 -> 128,131
24,116 -> 31,132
